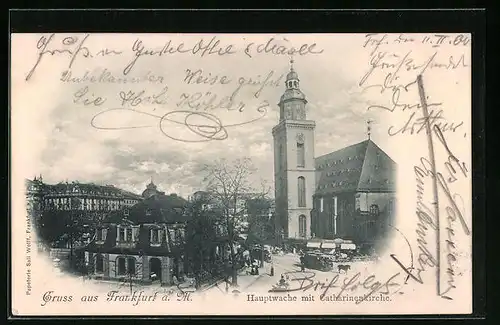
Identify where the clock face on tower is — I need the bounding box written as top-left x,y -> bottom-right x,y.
296,133 -> 305,144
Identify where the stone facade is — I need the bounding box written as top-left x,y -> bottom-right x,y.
25,177 -> 142,212
84,252 -> 176,285
273,63 -> 316,240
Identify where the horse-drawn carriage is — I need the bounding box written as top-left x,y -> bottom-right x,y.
302,252 -> 334,271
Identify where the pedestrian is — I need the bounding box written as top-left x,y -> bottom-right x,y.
270,264 -> 274,276
279,274 -> 286,286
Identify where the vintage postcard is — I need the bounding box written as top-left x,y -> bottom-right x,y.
11,33 -> 472,316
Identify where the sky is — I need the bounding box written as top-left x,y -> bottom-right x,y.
11,33 -> 471,198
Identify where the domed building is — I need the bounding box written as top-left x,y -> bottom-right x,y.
141,178 -> 165,199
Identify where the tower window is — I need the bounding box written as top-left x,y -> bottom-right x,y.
299,215 -> 307,237
298,177 -> 306,207
297,143 -> 305,167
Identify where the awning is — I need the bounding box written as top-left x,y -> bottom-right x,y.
340,243 -> 356,250
307,242 -> 321,248
333,238 -> 344,244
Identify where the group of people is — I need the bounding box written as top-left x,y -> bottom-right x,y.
245,258 -> 261,275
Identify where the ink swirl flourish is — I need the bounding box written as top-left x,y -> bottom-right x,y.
90,102 -> 269,143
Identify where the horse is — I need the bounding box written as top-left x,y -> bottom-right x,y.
338,264 -> 351,273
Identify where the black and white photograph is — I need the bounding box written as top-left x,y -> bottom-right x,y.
11,32 -> 472,315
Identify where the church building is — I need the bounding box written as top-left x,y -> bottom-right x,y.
272,61 -> 397,251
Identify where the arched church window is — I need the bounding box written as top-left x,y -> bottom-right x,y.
388,199 -> 394,216
299,215 -> 307,237
298,177 -> 306,207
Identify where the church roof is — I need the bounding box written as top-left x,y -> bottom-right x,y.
31,181 -> 142,199
103,193 -> 190,224
314,139 -> 396,194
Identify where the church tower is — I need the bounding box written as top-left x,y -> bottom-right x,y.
272,60 -> 316,241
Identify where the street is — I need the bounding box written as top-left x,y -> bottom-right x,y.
201,252 -> 377,296
74,252 -> 377,299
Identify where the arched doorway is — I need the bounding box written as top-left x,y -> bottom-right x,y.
95,254 -> 104,273
149,257 -> 162,282
116,257 -> 126,276
298,215 -> 307,238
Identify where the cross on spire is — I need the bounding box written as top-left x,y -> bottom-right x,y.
290,55 -> 295,71
367,119 -> 373,140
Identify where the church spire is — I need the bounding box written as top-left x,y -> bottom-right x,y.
285,56 -> 300,89
279,59 -> 307,121
147,176 -> 157,190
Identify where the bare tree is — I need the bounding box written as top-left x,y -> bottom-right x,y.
185,197 -> 220,289
202,158 -> 270,287
118,255 -> 143,295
